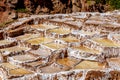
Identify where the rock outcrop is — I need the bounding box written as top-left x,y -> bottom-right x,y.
0,0 -> 109,23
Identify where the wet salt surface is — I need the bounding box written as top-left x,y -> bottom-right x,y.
29,48 -> 51,57
40,63 -> 68,73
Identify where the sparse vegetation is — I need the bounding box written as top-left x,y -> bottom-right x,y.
107,0 -> 120,9
87,0 -> 120,10
0,20 -> 14,28
95,0 -> 120,9
16,8 -> 28,13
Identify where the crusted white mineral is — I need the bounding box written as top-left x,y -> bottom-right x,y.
0,10 -> 120,80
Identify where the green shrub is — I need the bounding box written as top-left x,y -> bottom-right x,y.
107,0 -> 120,9
88,0 -> 120,9
95,0 -> 120,9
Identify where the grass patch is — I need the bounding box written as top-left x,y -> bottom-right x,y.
0,20 -> 14,28
16,8 -> 28,13
87,1 -> 95,6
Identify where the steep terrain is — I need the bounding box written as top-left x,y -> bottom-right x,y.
0,0 -> 112,24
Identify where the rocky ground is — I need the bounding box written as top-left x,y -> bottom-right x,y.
0,0 -> 111,24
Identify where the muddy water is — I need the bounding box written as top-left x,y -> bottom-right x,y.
92,38 -> 120,47
44,43 -> 66,50
57,57 -> 79,67
74,46 -> 100,54
75,60 -> 106,69
49,28 -> 71,34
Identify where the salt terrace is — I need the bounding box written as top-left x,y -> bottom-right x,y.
0,10 -> 120,80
